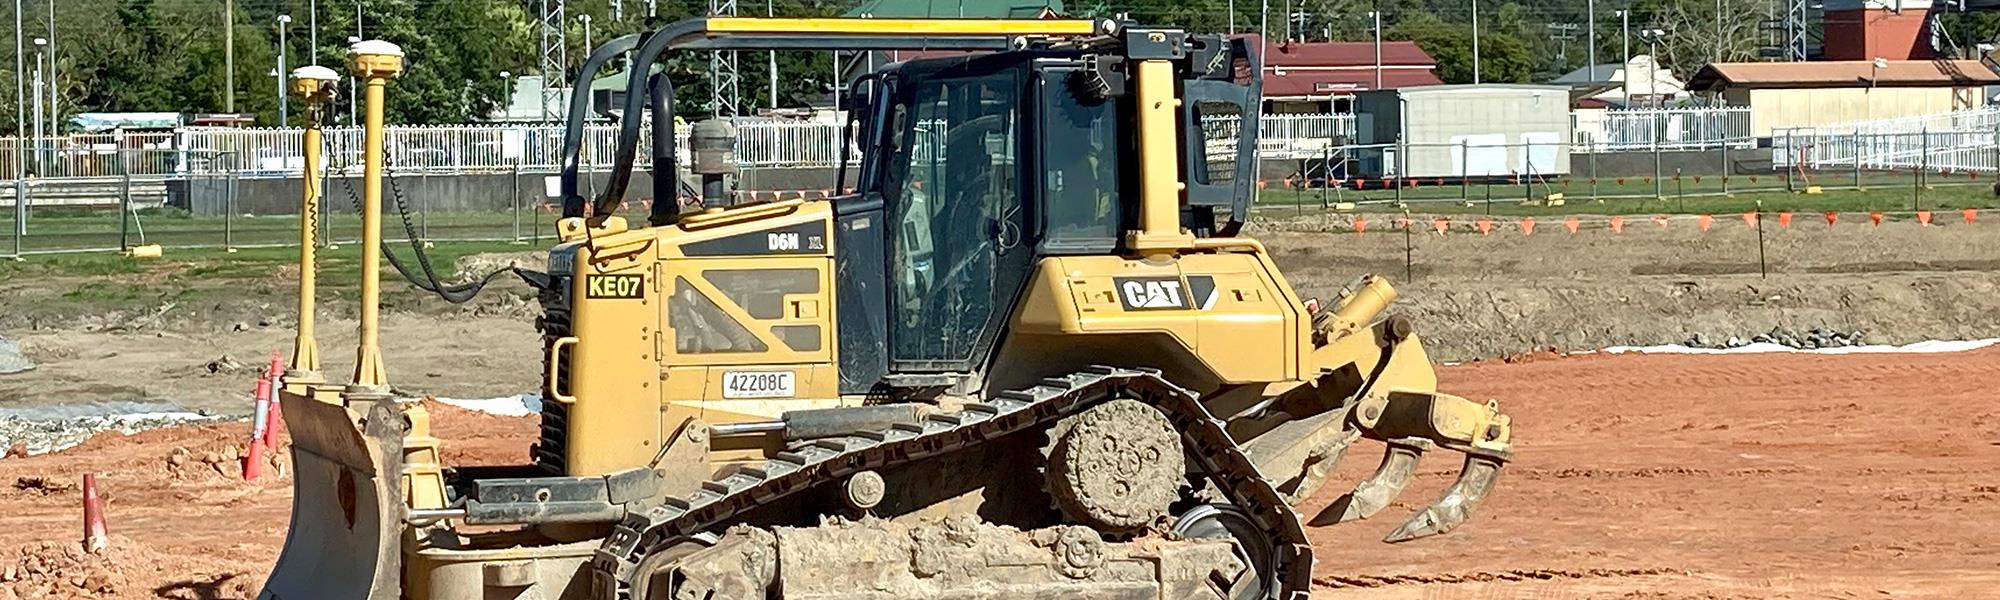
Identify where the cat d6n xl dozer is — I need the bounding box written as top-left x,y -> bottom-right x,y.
263,17 -> 1513,600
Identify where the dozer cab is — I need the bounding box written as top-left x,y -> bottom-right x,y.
263,17 -> 1513,600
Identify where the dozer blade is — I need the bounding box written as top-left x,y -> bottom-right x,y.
1383,453 -> 1505,543
258,394 -> 406,600
1309,438 -> 1430,526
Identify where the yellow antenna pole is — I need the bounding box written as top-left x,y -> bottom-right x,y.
345,40 -> 403,395
287,65 -> 341,396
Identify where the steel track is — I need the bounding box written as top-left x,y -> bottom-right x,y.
586,366 -> 1315,600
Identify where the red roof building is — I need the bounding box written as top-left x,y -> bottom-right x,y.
1239,35 -> 1445,112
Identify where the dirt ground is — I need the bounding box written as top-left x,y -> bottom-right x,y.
6,348 -> 1999,599
1258,215 -> 2000,360
3,216 -> 2000,598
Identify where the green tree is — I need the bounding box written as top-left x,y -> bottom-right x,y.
1388,16 -> 1535,84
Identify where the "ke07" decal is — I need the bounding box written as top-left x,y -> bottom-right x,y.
585,274 -> 645,299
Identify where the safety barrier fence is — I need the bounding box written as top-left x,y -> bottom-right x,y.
8,124 -> 2000,257
1573,107 -> 1754,152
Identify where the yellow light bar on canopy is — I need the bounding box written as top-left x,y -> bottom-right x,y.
704,17 -> 1098,37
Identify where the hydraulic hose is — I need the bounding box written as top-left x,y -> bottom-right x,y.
559,34 -> 644,219
591,18 -> 706,220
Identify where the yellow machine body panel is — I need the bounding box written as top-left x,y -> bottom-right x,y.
557,202 -> 843,476
1010,252 -> 1309,386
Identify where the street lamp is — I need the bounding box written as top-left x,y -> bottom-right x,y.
31,36 -> 45,171
278,15 -> 293,127
1639,28 -> 1665,107
1615,10 -> 1630,65
346,35 -> 362,126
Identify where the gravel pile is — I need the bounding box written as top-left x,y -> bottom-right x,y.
1683,327 -> 1870,350
0,405 -> 224,457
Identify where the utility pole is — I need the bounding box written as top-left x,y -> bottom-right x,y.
43,0 -> 52,134
1588,0 -> 1597,71
14,0 -> 25,174
278,15 -> 292,126
1618,9 -> 1630,65
1472,0 -> 1482,83
1547,23 -> 1579,69
1371,11 -> 1383,89
225,0 -> 235,113
1259,0 -> 1268,79
310,0 -> 318,66
31,37 -> 43,170
768,0 -> 777,110
1714,0 -> 1723,63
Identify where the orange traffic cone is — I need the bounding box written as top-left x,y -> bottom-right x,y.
82,474 -> 107,554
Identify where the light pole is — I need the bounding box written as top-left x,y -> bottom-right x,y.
278,15 -> 293,127
1641,28 -> 1665,107
1587,0 -> 1597,72
310,0 -> 318,65
1617,10 -> 1630,65
347,35 -> 361,126
1472,0 -> 1482,83
498,70 -> 513,121
224,0 -> 235,113
43,0 -> 54,136
580,13 -> 593,57
1370,11 -> 1383,89
31,37 -> 44,172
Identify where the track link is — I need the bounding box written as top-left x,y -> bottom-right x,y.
586,366 -> 1314,600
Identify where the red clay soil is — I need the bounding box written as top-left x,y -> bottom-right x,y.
6,352 -> 1999,599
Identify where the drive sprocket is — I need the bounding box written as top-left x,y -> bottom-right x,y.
1042,398 -> 1187,533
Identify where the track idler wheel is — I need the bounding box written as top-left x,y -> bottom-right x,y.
1044,398 -> 1187,533
1171,504 -> 1271,600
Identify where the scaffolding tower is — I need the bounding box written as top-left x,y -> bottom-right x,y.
711,0 -> 742,116
540,0 -> 569,121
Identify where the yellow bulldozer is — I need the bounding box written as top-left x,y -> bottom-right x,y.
263,17 -> 1513,600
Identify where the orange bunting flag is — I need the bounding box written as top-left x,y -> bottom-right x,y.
1870,211 -> 1884,226
1697,214 -> 1713,232
1742,212 -> 1759,228
1609,216 -> 1626,233
1824,211 -> 1838,226
1617,177 -> 1626,185
1917,210 -> 1933,226
1692,175 -> 1702,183
1520,217 -> 1537,236
1434,178 -> 1445,187
1256,180 -> 1269,190
1965,208 -> 1979,224
1477,218 -> 1494,235
1433,218 -> 1449,234
1564,217 -> 1581,234
1778,211 -> 1793,228
1749,175 -> 1759,183
1353,217 -> 1368,234
1654,214 -> 1671,228
1395,217 -> 1412,230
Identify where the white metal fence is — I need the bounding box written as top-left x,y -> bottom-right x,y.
1,113 -> 1360,182
1775,107 -> 2000,174
1573,107 -> 1754,151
